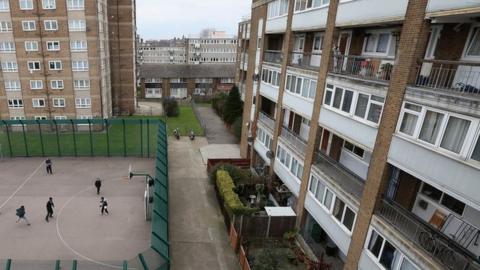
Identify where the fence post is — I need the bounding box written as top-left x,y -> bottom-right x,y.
88,119 -> 93,156
123,119 -> 127,157
71,120 -> 77,157
106,119 -> 110,157
3,121 -> 13,157
147,119 -> 150,158
37,121 -> 45,157
55,121 -> 61,156
21,121 -> 29,157
140,119 -> 144,157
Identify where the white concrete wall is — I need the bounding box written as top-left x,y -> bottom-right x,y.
259,82 -> 279,102
282,91 -> 314,120
389,135 -> 480,211
336,0 -> 408,27
339,149 -> 370,180
266,16 -> 288,34
427,0 -> 480,14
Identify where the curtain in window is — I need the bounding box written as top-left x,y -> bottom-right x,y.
440,116 -> 470,153
419,111 -> 444,144
399,113 -> 418,136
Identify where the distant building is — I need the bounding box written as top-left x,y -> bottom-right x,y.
137,38 -> 188,64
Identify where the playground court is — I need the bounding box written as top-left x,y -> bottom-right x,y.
0,157 -> 154,269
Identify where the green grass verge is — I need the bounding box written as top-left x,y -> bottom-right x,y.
165,105 -> 204,136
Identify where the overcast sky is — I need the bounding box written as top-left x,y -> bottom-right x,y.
136,0 -> 251,39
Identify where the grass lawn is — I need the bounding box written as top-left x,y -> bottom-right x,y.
165,105 -> 204,136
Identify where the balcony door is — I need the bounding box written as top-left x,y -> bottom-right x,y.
292,34 -> 306,65
336,31 -> 352,71
310,33 -> 323,67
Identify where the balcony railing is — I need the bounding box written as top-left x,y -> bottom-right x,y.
289,52 -> 322,70
330,54 -> 394,82
313,151 -> 364,200
414,60 -> 480,95
280,126 -> 307,156
258,111 -> 275,131
378,200 -> 480,270
264,50 -> 283,65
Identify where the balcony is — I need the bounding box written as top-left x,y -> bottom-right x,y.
413,60 -> 480,96
264,50 -> 283,65
330,55 -> 394,82
258,111 -> 275,132
378,200 -> 480,270
313,151 -> 364,201
289,52 -> 322,71
279,126 -> 307,157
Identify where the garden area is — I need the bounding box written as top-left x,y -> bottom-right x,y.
209,163 -> 333,270
211,86 -> 243,141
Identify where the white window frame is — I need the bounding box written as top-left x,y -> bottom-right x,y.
0,41 -> 15,52
68,20 -> 86,32
22,20 -> 36,31
19,0 -> 33,10
52,98 -> 65,108
294,0 -> 330,13
44,20 -> 58,31
276,144 -> 304,183
0,21 -> 12,32
30,80 -> 43,90
462,24 -> 480,61
73,79 -> 90,90
27,61 -> 41,71
75,98 -> 91,108
25,41 -> 39,52
46,41 -> 60,51
48,60 -> 62,70
34,116 -> 47,120
54,116 -> 67,120
42,0 -> 56,9
72,60 -> 89,71
32,98 -> 46,108
67,0 -> 84,10
50,80 -> 64,89
362,30 -> 393,57
2,61 -> 18,72
4,80 -> 21,91
8,99 -> 23,108
0,0 -> 9,11
70,40 -> 87,51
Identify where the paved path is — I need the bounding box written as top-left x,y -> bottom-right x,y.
196,106 -> 238,144
168,137 -> 239,270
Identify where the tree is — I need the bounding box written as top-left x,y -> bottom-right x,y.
162,97 -> 179,117
223,86 -> 243,125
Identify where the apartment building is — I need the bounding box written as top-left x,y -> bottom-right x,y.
187,37 -> 238,64
137,38 -> 188,64
138,63 -> 235,99
237,0 -> 480,269
0,0 -> 136,120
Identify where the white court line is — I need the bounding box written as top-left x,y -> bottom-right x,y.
56,178 -> 138,270
0,161 -> 43,212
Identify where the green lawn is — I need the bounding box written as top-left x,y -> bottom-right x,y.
0,105 -> 204,157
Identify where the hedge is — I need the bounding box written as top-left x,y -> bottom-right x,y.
216,170 -> 257,216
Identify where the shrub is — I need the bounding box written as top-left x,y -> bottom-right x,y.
209,163 -> 253,186
223,86 -> 243,125
232,116 -> 242,141
216,170 -> 257,216
162,97 -> 179,117
211,92 -> 227,117
253,249 -> 279,270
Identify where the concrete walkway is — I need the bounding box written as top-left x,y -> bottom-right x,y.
196,106 -> 238,144
168,137 -> 239,270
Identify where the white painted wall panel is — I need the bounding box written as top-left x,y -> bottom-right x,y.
427,0 -> 480,14
283,91 -> 314,120
259,82 -> 279,102
266,16 -> 287,33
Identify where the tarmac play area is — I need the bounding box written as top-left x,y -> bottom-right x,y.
0,157 -> 155,269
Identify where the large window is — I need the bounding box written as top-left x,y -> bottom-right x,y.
74,79 -> 90,90
25,41 -> 39,52
68,20 -> 86,31
20,0 -> 33,10
398,103 -> 476,156
70,40 -> 87,51
276,145 -> 303,182
257,127 -> 273,150
367,230 -> 398,270
285,74 -> 317,100
75,98 -> 91,108
0,0 -> 9,11
2,61 -> 18,72
5,80 -> 21,91
8,99 -> 23,108
420,183 -> 466,216
22,21 -> 36,31
44,20 -> 58,31
0,21 -> 12,32
42,0 -> 56,9
72,60 -> 89,71
324,84 -> 385,125
267,0 -> 288,18
261,68 -> 281,87
308,174 -> 356,232
294,0 -> 329,12
0,42 -> 15,52
363,32 -> 391,55
67,0 -> 84,10
465,26 -> 480,58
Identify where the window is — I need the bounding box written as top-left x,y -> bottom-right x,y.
420,183 -> 466,216
8,99 -> 23,108
50,80 -> 64,89
74,79 -> 90,90
75,98 -> 91,108
465,27 -> 480,57
68,20 -> 86,31
472,136 -> 480,162
332,198 -> 356,231
32,98 -> 46,108
67,0 -> 84,10
72,60 -> 88,71
20,0 -> 33,10
10,116 -> 25,120
419,110 -> 445,145
285,74 -> 317,99
22,21 -> 36,31
46,41 -> 60,51
294,0 -> 329,12
49,60 -> 62,70
5,80 -> 21,91
2,61 -> 18,72
367,96 -> 385,123
0,42 -> 15,52
399,103 -> 422,136
30,80 -> 43,89
78,115 -> 92,120
54,116 -> 67,120
261,68 -> 281,87
52,98 -> 65,107
440,116 -> 471,154
44,20 -> 58,31
267,0 -> 288,18
70,40 -> 87,51
28,61 -> 41,71
0,0 -> 9,11
343,140 -> 365,159
25,41 -> 38,51
0,21 -> 12,32
363,33 -> 391,55
367,230 -> 397,270
42,0 -> 56,9
35,116 -> 47,120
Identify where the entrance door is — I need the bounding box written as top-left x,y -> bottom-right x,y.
336,31 -> 352,70
292,34 -> 305,65
310,33 -> 323,67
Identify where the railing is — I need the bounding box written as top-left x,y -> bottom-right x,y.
313,151 -> 365,199
289,52 -> 322,70
414,60 -> 480,95
378,200 -> 480,270
330,54 -> 394,81
280,126 -> 307,156
264,50 -> 283,65
258,111 -> 275,131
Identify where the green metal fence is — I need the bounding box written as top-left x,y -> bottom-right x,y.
0,119 -> 159,158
